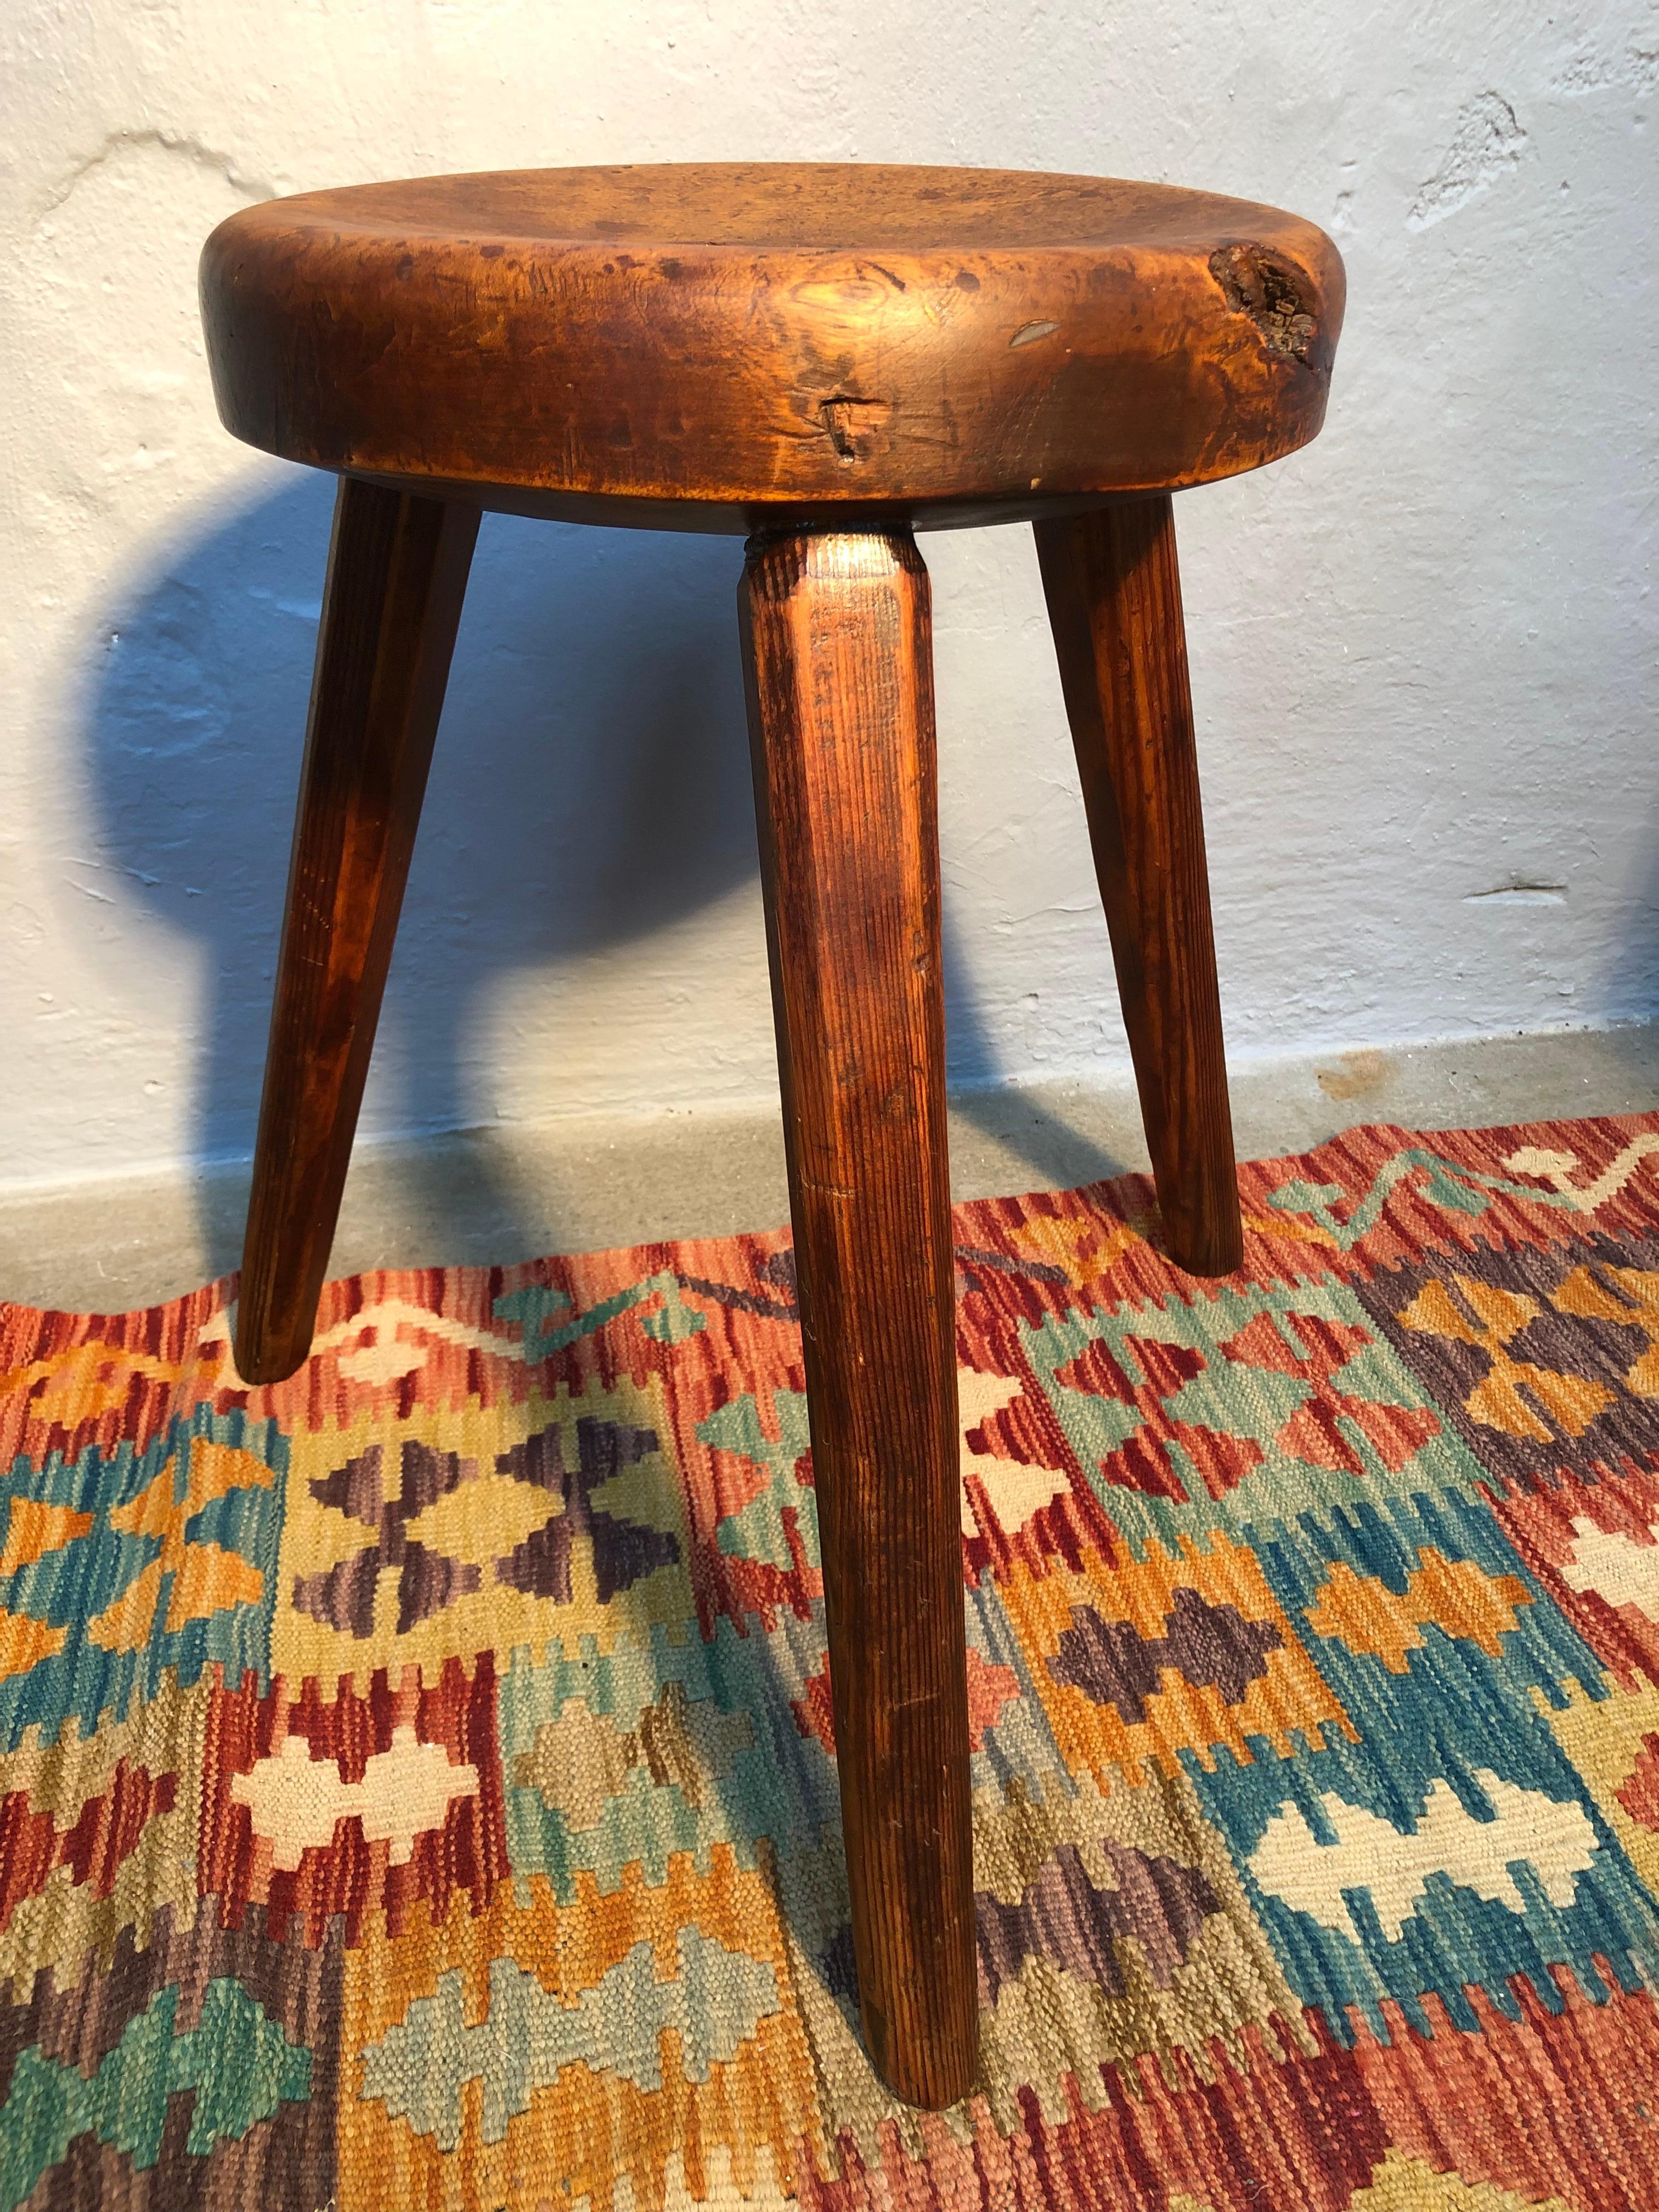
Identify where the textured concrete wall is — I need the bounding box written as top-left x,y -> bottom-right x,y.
2,2 -> 1655,1191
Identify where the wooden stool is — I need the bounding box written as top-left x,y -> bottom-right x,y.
199,163 -> 1342,2108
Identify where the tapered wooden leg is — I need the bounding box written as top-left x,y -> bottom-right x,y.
235,477 -> 479,1385
1034,497 -> 1243,1276
740,531 -> 977,2108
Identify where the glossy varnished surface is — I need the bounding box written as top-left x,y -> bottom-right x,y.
201,162 -> 1344,528
741,532 -> 977,2106
205,161 -> 1343,2107
1036,498 -> 1243,1275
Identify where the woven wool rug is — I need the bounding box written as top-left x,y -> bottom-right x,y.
4,1115 -> 1659,2212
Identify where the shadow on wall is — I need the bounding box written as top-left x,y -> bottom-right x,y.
86,474 -> 758,1255
83,475 -> 1115,1265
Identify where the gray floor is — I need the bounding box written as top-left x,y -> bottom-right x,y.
4,1023 -> 1658,1313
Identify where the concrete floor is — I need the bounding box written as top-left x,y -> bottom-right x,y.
4,1022 -> 1658,1313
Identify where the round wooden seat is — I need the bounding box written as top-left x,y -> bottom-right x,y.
200,161 -> 1344,530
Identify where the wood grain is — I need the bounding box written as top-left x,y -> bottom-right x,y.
740,529 -> 977,2108
204,165 -> 1342,2102
1035,497 -> 1243,1276
234,477 -> 479,1385
200,162 -> 1344,530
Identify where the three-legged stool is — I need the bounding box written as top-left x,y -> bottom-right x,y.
199,163 -> 1343,2107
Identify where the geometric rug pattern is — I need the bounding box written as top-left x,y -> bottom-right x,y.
4,1112 -> 1659,2209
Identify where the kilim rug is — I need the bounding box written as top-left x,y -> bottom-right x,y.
5,1114 -> 1659,2211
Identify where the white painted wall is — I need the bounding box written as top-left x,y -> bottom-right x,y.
2,1 -> 1656,1195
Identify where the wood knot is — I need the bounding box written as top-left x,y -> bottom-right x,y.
1209,242 -> 1319,364
817,393 -> 889,462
